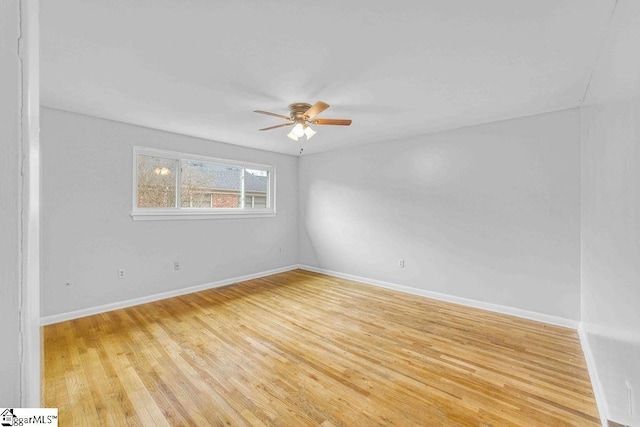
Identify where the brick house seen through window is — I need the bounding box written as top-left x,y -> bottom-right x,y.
180,162 -> 267,209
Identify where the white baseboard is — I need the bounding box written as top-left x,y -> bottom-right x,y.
40,265 -> 299,326
298,264 -> 579,329
578,323 -> 609,427
44,263 -> 580,330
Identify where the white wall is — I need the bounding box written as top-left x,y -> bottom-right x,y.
41,108 -> 298,317
580,0 -> 640,424
0,0 -> 40,406
0,0 -> 24,405
299,109 -> 581,320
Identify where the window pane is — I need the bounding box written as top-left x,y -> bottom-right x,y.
252,196 -> 267,208
245,169 -> 269,209
137,155 -> 177,208
181,161 -> 242,208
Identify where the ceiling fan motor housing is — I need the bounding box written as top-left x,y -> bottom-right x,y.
289,103 -> 313,121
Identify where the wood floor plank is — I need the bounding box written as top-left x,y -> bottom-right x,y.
44,269 -> 599,426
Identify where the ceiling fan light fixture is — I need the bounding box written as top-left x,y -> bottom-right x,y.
292,122 -> 305,138
304,125 -> 316,140
286,130 -> 299,141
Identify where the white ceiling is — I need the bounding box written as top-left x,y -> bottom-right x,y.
41,0 -> 615,156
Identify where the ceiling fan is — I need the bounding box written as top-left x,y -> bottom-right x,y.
254,101 -> 352,141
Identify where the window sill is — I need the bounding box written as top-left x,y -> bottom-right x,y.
131,210 -> 276,221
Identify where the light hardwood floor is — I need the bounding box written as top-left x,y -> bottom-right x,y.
44,269 -> 599,426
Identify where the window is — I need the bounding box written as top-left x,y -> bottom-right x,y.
137,155 -> 178,208
132,147 -> 275,220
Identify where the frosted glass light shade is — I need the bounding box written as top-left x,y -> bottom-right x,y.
287,130 -> 299,141
292,123 -> 305,137
304,126 -> 316,140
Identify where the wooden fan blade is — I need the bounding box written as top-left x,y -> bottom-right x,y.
311,118 -> 352,126
304,101 -> 330,119
259,123 -> 294,131
254,110 -> 292,121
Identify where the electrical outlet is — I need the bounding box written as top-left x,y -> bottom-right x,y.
174,261 -> 180,271
626,381 -> 633,415
118,269 -> 125,279
398,259 -> 405,268
279,246 -> 284,253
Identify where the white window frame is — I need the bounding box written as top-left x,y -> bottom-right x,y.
132,146 -> 276,221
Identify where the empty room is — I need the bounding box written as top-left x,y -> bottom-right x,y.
2,0 -> 639,426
